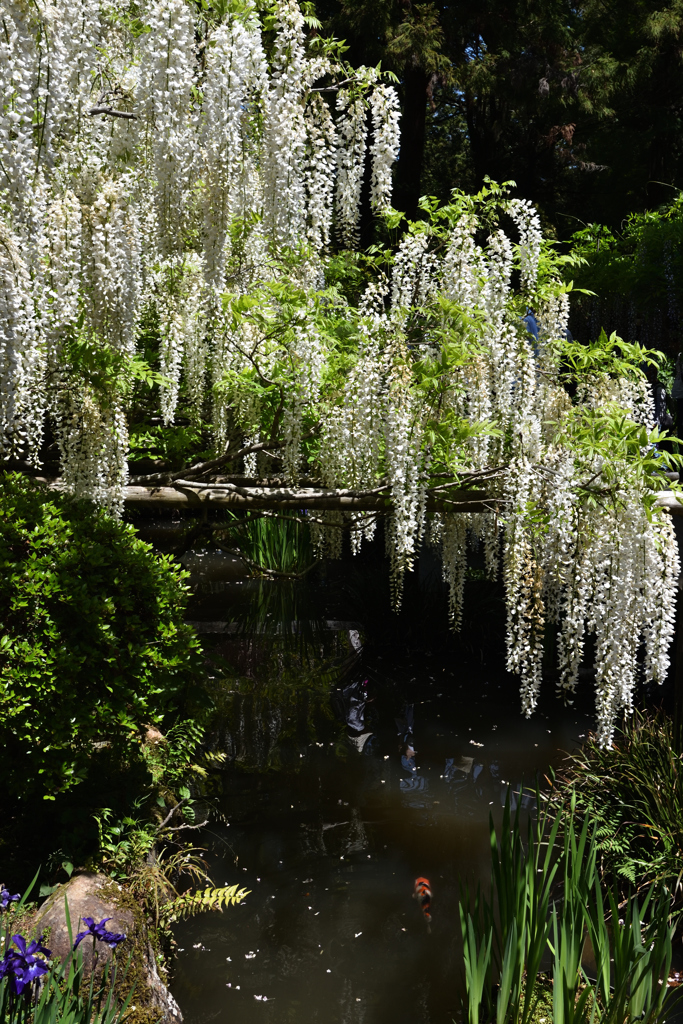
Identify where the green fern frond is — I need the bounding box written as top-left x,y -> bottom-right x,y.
161,885 -> 251,925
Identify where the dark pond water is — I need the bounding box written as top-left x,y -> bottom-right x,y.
163,542 -> 596,1024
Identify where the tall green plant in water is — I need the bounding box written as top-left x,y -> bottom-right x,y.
460,793 -> 679,1024
214,512 -> 315,578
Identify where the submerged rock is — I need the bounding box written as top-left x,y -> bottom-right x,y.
32,873 -> 182,1024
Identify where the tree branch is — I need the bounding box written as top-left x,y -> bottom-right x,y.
129,427 -> 319,486
157,797 -> 189,831
165,819 -> 209,832
309,77 -> 355,93
89,106 -> 138,120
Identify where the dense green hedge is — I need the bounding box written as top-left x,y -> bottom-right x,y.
0,474 -> 202,799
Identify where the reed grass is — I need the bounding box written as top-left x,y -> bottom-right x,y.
216,512 -> 315,577
459,792 -> 680,1024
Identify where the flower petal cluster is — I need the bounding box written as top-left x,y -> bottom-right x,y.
368,85 -> 401,212
73,917 -> 127,950
0,886 -> 19,910
0,935 -> 51,995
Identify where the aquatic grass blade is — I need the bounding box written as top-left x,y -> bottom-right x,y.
459,902 -> 493,1024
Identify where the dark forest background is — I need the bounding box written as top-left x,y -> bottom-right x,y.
317,0 -> 683,355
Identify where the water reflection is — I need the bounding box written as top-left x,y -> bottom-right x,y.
171,559 -> 594,1024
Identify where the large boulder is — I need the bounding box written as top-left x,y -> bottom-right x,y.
32,873 -> 182,1024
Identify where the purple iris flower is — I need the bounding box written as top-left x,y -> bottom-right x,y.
0,887 -> 20,910
73,917 -> 126,950
1,935 -> 51,995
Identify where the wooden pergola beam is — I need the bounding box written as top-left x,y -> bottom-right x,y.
123,483 -> 501,514
41,478 -> 683,516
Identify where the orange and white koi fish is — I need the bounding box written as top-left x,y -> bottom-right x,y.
413,876 -> 432,931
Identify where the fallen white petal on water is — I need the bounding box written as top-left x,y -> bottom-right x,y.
326,970 -> 331,974
245,952 -> 256,959
383,755 -> 389,760
355,932 -> 362,938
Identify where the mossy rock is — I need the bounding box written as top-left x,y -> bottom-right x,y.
32,873 -> 182,1024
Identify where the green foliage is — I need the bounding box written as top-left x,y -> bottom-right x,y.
553,712 -> 683,896
460,792 -> 679,1024
160,884 -> 250,927
0,474 -> 203,799
568,195 -> 683,347
92,718 -> 226,875
61,319 -> 169,409
556,404 -> 681,509
203,186 -> 677,519
128,424 -> 209,466
213,512 -> 315,577
560,328 -> 662,381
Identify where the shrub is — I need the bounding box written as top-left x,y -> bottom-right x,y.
551,712 -> 683,894
0,474 -> 202,799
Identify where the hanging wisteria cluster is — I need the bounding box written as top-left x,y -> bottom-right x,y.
0,0 -> 677,742
0,0 -> 399,506
215,193 -> 678,745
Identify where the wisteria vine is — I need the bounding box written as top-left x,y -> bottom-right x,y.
0,0 -> 678,743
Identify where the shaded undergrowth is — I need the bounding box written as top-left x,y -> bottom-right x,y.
552,711 -> 683,898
